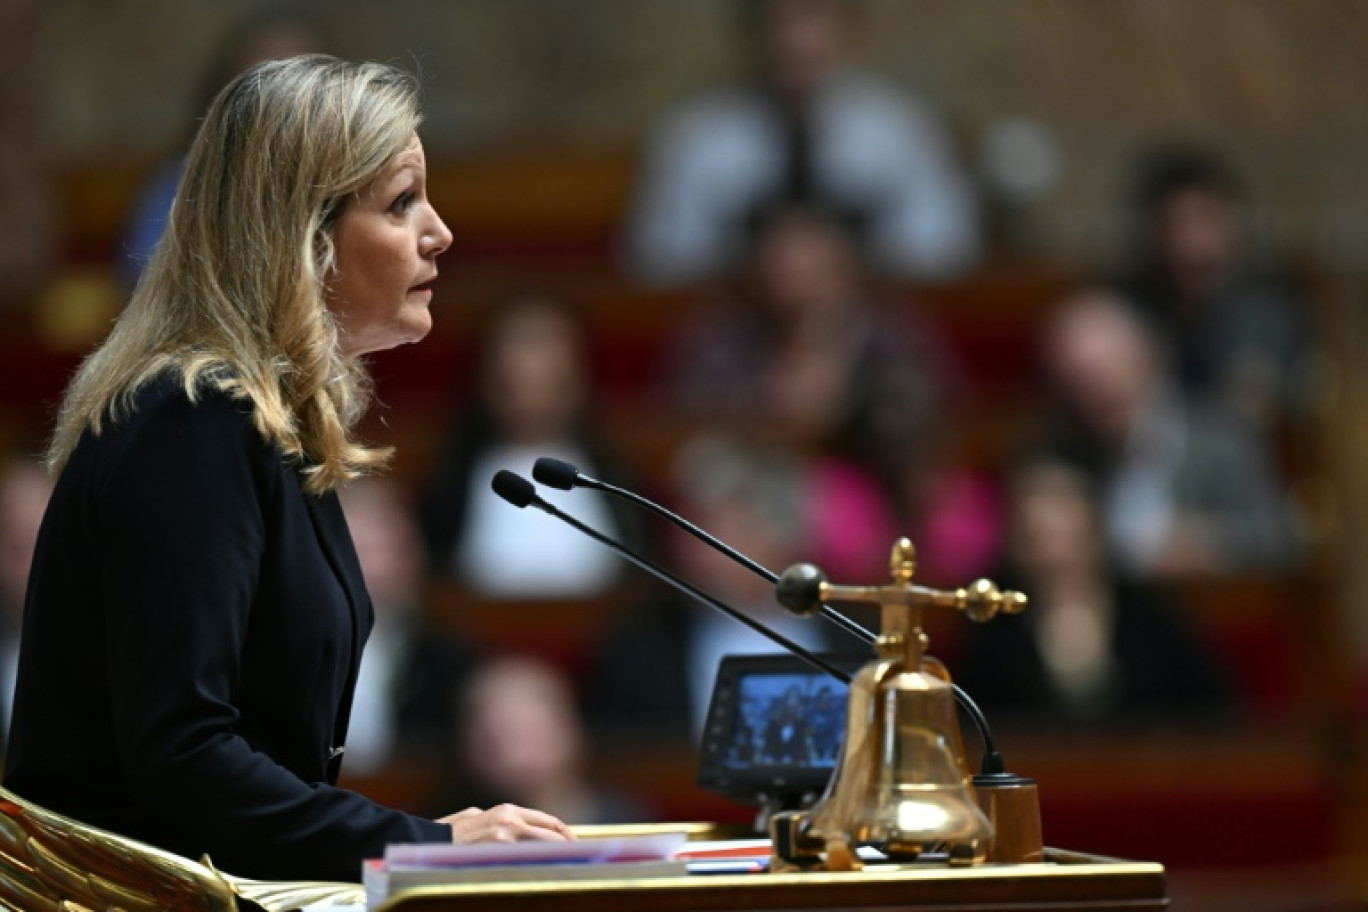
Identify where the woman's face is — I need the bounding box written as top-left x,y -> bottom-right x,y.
752,211 -> 858,321
327,134 -> 452,357
484,300 -> 587,442
1009,462 -> 1104,579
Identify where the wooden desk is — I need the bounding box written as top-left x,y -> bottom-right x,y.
375,848 -> 1167,912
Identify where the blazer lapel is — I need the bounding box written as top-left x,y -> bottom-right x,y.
301,489 -> 374,776
301,490 -> 372,662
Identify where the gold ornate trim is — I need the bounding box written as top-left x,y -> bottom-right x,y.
0,787 -> 363,911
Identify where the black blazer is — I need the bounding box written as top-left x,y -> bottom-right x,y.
4,375 -> 449,882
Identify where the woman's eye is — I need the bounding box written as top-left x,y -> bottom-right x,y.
390,192 -> 415,215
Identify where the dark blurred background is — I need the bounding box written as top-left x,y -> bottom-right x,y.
2,2 -> 1368,910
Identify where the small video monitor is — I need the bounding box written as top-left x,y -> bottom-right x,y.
696,654 -> 855,808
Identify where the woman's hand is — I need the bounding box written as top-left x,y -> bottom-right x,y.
437,804 -> 575,843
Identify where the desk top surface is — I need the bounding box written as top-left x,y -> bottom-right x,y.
375,848 -> 1167,912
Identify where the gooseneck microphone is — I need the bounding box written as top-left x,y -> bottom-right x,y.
532,457 -> 876,645
529,457 -> 1011,779
534,457 -> 777,583
490,471 -> 852,686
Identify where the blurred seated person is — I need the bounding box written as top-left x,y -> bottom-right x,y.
340,478 -> 473,774
624,0 -> 980,285
122,7 -> 332,287
956,456 -> 1230,726
1121,144 -> 1312,433
0,455 -> 52,753
878,416 -> 1002,588
1038,286 -> 1298,579
587,436 -> 852,743
669,199 -> 988,582
448,655 -> 645,825
669,201 -> 953,449
420,293 -> 642,598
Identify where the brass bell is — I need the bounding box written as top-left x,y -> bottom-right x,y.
770,538 -> 1027,870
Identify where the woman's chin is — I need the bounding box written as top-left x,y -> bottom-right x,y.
343,318 -> 433,358
407,311 -> 435,345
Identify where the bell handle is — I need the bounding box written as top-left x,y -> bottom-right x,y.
813,580 -> 1027,621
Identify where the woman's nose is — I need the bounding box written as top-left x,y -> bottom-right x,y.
422,207 -> 453,258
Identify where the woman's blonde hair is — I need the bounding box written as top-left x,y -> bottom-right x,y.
47,54 -> 422,493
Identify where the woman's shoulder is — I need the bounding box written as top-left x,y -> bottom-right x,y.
82,370 -> 277,478
119,371 -> 259,438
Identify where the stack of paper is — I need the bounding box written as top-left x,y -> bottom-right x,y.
672,838 -> 773,874
364,832 -> 690,908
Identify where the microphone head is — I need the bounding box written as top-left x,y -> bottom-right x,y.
532,457 -> 581,490
491,470 -> 537,509
775,563 -> 827,617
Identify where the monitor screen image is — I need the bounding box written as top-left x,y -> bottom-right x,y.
697,654 -> 856,806
725,671 -> 845,770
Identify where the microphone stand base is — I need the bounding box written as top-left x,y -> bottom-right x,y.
972,774 -> 1044,863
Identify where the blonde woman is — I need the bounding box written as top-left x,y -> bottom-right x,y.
4,55 -> 570,883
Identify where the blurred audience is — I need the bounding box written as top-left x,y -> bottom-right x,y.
1121,144 -> 1313,435
956,456 -> 1230,726
340,478 -> 473,774
624,0 -> 979,285
0,455 -> 52,752
121,7 -> 332,286
587,436 -> 850,743
1038,286 -> 1298,579
420,293 -> 641,598
449,654 -> 644,824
